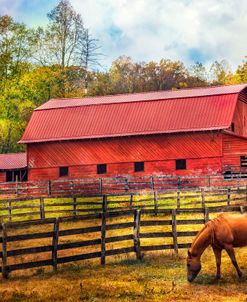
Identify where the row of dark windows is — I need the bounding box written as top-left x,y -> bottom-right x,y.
59,159 -> 187,177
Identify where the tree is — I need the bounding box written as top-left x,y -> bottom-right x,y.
188,62 -> 209,87
210,60 -> 232,85
76,28 -> 103,94
0,15 -> 32,91
46,0 -> 84,68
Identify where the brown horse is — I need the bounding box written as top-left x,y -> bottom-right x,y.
187,213 -> 247,282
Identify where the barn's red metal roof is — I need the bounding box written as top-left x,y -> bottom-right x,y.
0,153 -> 27,170
20,84 -> 247,144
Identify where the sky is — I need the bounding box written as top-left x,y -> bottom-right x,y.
0,0 -> 247,71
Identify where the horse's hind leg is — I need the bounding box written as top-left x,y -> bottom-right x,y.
212,246 -> 222,280
224,244 -> 243,279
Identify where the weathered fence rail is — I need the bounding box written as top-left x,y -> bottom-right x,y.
0,186 -> 247,222
1,174 -> 247,198
0,204 -> 246,279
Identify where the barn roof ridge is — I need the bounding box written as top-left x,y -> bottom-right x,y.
35,83 -> 247,111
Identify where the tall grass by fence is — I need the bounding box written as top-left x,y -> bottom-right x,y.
1,174 -> 247,198
0,203 -> 246,279
0,186 -> 247,222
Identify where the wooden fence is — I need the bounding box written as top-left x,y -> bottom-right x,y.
0,186 -> 247,222
1,202 -> 246,279
1,173 -> 247,198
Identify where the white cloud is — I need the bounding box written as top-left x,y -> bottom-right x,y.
72,0 -> 247,70
1,0 -> 247,70
0,0 -> 20,16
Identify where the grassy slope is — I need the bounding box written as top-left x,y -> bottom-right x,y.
1,248 -> 247,302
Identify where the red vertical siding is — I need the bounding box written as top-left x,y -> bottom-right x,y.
222,133 -> 247,172
232,98 -> 247,137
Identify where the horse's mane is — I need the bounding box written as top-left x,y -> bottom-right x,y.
191,214 -> 227,248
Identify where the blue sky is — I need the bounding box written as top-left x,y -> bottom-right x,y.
1,0 -> 247,71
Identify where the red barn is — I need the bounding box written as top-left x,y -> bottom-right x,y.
19,84 -> 247,181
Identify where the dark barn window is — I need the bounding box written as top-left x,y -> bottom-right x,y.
231,122 -> 235,132
6,170 -> 13,182
97,164 -> 107,174
134,162 -> 144,172
176,159 -> 186,170
6,169 -> 28,182
59,167 -> 69,177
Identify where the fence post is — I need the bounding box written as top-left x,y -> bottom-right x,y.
2,223 -> 8,279
125,177 -> 129,192
177,191 -> 180,209
47,180 -> 51,196
154,191 -> 158,215
101,195 -> 107,265
8,200 -> 12,222
227,188 -> 231,206
150,176 -> 154,191
52,218 -> 60,271
40,197 -> 45,219
240,206 -> 245,214
133,209 -> 142,260
99,178 -> 103,195
129,194 -> 133,209
73,197 -> 77,217
177,177 -> 181,190
201,188 -> 205,208
245,185 -> 247,202
172,209 -> 178,253
15,178 -> 19,196
204,208 -> 209,223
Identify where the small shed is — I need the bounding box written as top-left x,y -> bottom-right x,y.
0,153 -> 27,182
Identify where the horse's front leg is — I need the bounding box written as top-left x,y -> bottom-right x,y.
224,244 -> 243,279
212,246 -> 222,280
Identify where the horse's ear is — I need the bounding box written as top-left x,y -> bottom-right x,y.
188,250 -> 192,258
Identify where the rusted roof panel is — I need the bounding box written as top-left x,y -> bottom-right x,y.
37,84 -> 247,110
0,153 -> 27,170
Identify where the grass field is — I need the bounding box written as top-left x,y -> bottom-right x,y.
1,189 -> 247,301
1,248 -> 247,302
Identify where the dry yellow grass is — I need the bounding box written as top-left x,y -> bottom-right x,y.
1,189 -> 247,301
1,248 -> 247,302
1,210 -> 247,301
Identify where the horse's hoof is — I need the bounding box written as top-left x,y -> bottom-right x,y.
238,275 -> 244,282
214,275 -> 221,282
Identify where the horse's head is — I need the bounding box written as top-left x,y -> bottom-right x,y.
186,249 -> 201,282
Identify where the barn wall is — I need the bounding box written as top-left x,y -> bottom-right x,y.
232,97 -> 247,137
27,132 -> 223,180
0,171 -> 5,182
28,132 -> 222,168
28,157 -> 222,180
222,133 -> 247,172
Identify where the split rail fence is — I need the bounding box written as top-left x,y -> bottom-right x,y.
0,186 -> 247,222
1,174 -> 247,198
0,202 -> 246,279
